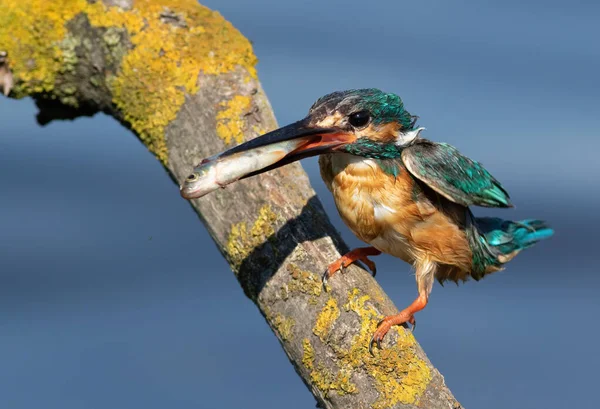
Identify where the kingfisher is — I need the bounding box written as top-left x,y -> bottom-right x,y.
180,89 -> 553,353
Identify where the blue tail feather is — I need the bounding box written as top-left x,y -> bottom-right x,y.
467,215 -> 553,280
476,217 -> 554,257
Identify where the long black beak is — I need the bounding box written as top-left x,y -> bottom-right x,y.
180,118 -> 355,199
223,118 -> 332,156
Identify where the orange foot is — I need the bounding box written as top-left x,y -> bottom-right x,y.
322,247 -> 381,288
369,294 -> 428,355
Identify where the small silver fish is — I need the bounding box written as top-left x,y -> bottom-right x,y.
180,118 -> 353,199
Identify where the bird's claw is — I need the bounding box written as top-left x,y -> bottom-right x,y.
322,270 -> 329,291
322,248 -> 380,291
322,265 -> 346,292
368,335 -> 382,356
368,316 -> 417,355
356,259 -> 377,277
369,319 -> 387,356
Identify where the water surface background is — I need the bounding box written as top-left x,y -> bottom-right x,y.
1,1 -> 599,408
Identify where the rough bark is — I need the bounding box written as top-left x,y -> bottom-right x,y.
0,1 -> 462,408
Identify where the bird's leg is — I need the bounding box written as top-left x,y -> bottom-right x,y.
323,246 -> 381,286
369,260 -> 435,354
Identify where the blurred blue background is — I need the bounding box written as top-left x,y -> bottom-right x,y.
1,0 -> 599,408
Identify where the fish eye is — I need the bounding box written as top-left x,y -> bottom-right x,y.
348,110 -> 371,128
186,173 -> 199,183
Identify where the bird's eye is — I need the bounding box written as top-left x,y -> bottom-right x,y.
348,110 -> 371,128
186,173 -> 199,183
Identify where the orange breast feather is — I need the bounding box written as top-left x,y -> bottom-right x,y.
319,153 -> 473,275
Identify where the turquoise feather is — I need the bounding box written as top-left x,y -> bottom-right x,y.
338,139 -> 403,177
341,138 -> 402,159
355,89 -> 415,129
467,215 -> 554,279
402,140 -> 513,208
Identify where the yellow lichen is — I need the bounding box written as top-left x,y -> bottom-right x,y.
272,314 -> 295,341
226,204 -> 278,271
251,124 -> 266,137
302,338 -> 315,371
87,0 -> 257,164
216,95 -> 252,145
303,288 -> 431,404
310,364 -> 357,396
0,0 -> 258,164
286,263 -> 322,302
341,288 -> 431,408
308,296 -> 319,306
313,297 -> 340,342
302,338 -> 356,396
0,0 -> 85,95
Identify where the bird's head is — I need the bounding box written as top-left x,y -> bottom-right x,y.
306,88 -> 423,159
181,88 -> 424,199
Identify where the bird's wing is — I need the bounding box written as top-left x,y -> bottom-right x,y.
401,139 -> 512,208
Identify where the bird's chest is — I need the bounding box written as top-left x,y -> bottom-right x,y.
319,153 -> 422,260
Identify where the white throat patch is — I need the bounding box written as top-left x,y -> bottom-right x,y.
396,127 -> 425,146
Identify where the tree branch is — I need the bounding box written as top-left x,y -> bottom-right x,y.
0,1 -> 462,408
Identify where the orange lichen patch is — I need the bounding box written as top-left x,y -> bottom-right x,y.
216,95 -> 252,145
0,0 -> 258,164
